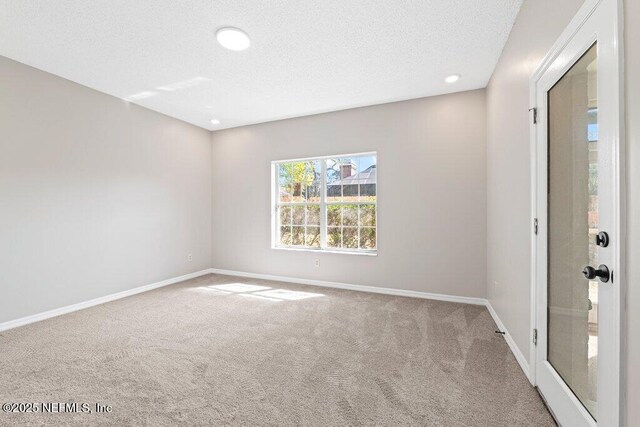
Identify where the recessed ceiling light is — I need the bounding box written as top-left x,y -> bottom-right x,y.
210,119 -> 220,125
445,74 -> 461,83
216,27 -> 250,51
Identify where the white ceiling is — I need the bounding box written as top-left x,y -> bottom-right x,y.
0,0 -> 523,131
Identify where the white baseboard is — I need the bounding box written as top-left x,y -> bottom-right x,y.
485,301 -> 532,384
209,268 -> 487,306
210,269 -> 534,383
1,266 -> 532,389
0,269 -> 212,333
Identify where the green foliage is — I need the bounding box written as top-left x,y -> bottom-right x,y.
279,161 -> 321,201
279,161 -> 317,186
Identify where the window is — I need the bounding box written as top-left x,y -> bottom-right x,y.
273,153 -> 377,254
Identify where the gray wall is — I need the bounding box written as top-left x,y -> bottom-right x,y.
0,56 -> 212,324
485,0 -> 585,361
211,90 -> 487,298
623,0 -> 639,422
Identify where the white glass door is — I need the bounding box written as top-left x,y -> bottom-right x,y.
547,41 -> 599,420
533,0 -> 622,425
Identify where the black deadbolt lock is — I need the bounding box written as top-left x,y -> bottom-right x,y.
582,264 -> 610,283
595,231 -> 609,248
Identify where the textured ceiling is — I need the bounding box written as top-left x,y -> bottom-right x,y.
0,0 -> 523,130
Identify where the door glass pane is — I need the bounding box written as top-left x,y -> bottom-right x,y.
547,43 -> 598,419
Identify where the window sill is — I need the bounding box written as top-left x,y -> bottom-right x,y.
271,246 -> 378,257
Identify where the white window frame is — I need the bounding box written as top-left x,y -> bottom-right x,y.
271,152 -> 377,256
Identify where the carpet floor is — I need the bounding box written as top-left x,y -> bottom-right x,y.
0,274 -> 555,426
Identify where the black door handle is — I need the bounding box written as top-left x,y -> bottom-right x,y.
596,231 -> 609,247
582,264 -> 610,283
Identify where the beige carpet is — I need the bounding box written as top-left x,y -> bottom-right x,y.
0,274 -> 555,426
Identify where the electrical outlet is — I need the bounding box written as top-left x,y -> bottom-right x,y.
188,254 -> 193,262
314,259 -> 320,268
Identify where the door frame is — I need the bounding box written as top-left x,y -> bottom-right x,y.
529,0 -> 625,424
